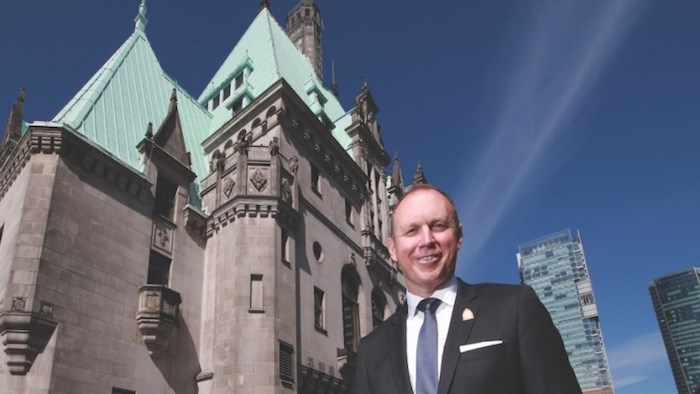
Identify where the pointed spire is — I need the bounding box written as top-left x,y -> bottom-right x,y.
390,153 -> 404,190
331,59 -> 339,97
412,162 -> 427,186
260,0 -> 270,10
2,88 -> 26,147
0,88 -> 26,167
134,0 -> 148,33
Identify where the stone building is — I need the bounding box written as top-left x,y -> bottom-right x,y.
0,1 -> 412,393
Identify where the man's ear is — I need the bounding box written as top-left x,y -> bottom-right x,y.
387,236 -> 398,262
457,223 -> 463,250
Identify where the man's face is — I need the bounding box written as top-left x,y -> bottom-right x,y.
387,188 -> 462,297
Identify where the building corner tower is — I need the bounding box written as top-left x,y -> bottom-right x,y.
286,0 -> 324,81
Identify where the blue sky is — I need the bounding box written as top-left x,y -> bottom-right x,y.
1,1 -> 698,392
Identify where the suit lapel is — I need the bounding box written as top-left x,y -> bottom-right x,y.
387,305 -> 413,394
437,280 -> 479,394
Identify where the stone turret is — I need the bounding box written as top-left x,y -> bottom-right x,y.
286,0 -> 324,81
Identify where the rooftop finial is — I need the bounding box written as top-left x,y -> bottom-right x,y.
412,162 -> 427,185
390,152 -> 404,191
168,88 -> 178,113
331,59 -> 339,97
260,0 -> 270,10
145,122 -> 154,140
134,0 -> 148,33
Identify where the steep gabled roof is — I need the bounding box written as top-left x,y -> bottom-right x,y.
52,2 -> 211,179
198,7 -> 353,153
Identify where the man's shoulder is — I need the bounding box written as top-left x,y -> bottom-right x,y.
459,280 -> 536,301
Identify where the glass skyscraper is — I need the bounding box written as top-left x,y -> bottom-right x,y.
650,268 -> 700,394
517,229 -> 613,392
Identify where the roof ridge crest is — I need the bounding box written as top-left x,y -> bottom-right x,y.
263,8 -> 283,81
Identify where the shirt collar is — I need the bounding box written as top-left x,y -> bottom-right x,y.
406,277 -> 458,319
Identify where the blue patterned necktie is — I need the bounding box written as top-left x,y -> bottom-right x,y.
416,297 -> 441,394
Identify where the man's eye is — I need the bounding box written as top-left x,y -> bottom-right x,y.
432,223 -> 447,231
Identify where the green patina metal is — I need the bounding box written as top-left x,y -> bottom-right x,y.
51,2 -> 357,210
52,1 -> 211,182
198,7 -> 353,153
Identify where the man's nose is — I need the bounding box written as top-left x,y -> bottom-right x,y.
417,226 -> 435,246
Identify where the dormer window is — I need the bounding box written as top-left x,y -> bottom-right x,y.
231,99 -> 243,116
235,73 -> 244,90
223,84 -> 231,101
153,175 -> 178,220
212,95 -> 220,110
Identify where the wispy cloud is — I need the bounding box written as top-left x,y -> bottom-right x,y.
456,0 -> 650,265
607,331 -> 669,389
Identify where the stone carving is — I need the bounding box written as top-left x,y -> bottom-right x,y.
349,252 -> 356,267
281,177 -> 292,203
237,130 -> 251,155
156,226 -> 170,248
329,366 -> 335,377
269,137 -> 279,156
39,302 -> 53,318
11,297 -> 26,312
307,357 -> 314,367
223,178 -> 235,198
288,156 -> 299,174
152,221 -> 174,255
319,362 -> 325,373
210,149 -> 226,173
353,80 -> 382,144
250,169 -> 268,192
360,141 -> 368,161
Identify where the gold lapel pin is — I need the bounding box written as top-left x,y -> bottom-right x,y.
462,308 -> 474,321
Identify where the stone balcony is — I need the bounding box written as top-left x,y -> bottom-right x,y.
136,284 -> 182,357
0,308 -> 58,375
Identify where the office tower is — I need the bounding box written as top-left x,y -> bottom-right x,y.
517,229 -> 613,393
650,268 -> 700,394
0,2 -> 409,392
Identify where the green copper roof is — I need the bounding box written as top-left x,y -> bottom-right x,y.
53,8 -> 211,181
50,2 -> 361,207
198,7 -> 353,153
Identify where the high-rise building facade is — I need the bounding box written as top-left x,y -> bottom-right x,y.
650,268 -> 700,394
517,229 -> 613,393
0,2 -> 410,393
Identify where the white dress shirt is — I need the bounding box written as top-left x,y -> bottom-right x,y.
405,277 -> 457,393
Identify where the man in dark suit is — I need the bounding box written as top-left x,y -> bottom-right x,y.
356,184 -> 581,393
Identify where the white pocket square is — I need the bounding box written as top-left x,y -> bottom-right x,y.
459,340 -> 503,353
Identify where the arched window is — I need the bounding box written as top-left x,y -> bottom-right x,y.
341,265 -> 361,351
371,288 -> 387,328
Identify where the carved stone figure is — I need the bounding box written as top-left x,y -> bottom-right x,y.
281,177 -> 292,203
269,136 -> 279,156
237,130 -> 251,155
288,156 -> 299,174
